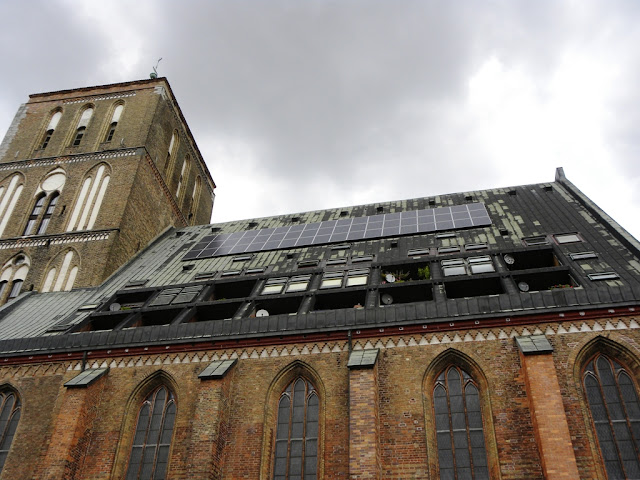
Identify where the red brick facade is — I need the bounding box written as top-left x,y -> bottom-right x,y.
0,315 -> 638,479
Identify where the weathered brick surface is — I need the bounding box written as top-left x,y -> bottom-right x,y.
349,365 -> 380,479
520,352 -> 580,479
0,319 -> 637,478
0,78 -> 214,298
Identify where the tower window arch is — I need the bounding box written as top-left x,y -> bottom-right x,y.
433,365 -> 489,479
0,389 -> 21,472
66,164 -> 110,231
41,249 -> 79,293
0,173 -> 25,238
125,385 -> 177,480
164,131 -> 179,179
40,110 -> 62,150
189,175 -> 202,225
105,103 -> 124,143
0,255 -> 29,304
583,353 -> 640,479
71,106 -> 94,147
175,155 -> 190,202
23,193 -> 46,236
273,377 -> 319,480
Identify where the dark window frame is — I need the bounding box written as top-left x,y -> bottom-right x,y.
433,365 -> 489,479
583,354 -> 640,479
0,390 -> 21,473
125,385 -> 177,480
273,377 -> 319,480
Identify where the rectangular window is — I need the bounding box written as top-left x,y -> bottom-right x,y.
351,255 -> 374,263
588,272 -> 619,281
468,255 -> 495,274
438,246 -> 461,254
569,252 -> 598,260
407,248 -> 430,257
465,243 -> 488,251
554,233 -> 581,244
261,278 -> 287,295
346,269 -> 369,287
442,259 -> 466,276
523,236 -> 548,246
320,272 -> 344,289
326,258 -> 347,265
285,275 -> 311,293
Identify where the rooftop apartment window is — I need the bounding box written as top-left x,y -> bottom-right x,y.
438,246 -> 461,254
442,256 -> 495,277
320,270 -> 369,289
465,243 -> 488,251
261,275 -> 311,295
320,272 -> 343,289
351,255 -> 374,263
345,269 -> 369,287
554,233 -> 581,244
408,248 -> 430,257
326,258 -> 347,266
232,255 -> 253,262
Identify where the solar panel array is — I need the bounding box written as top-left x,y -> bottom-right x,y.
183,203 -> 491,260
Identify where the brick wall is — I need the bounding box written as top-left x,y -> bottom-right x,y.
0,318 -> 638,478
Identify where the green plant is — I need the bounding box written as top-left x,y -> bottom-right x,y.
417,265 -> 430,280
381,270 -> 411,283
549,284 -> 572,290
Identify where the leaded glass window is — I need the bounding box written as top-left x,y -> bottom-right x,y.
273,378 -> 318,480
125,386 -> 176,480
0,391 -> 21,472
434,366 -> 489,480
584,354 -> 640,479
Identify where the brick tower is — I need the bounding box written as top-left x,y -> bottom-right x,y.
0,78 -> 215,303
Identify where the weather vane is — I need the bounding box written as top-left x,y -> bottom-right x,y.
150,58 -> 163,79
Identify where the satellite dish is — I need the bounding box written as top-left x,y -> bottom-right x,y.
504,254 -> 515,265
109,303 -> 121,311
256,309 -> 269,317
381,293 -> 394,305
385,273 -> 396,283
518,282 -> 530,292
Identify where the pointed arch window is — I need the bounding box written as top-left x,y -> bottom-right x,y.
125,386 -> 176,480
273,377 -> 318,480
0,174 -> 24,237
105,104 -> 124,142
584,354 -> 640,479
0,255 -> 29,304
23,193 -> 46,236
67,164 -> 110,231
0,390 -> 21,472
41,110 -> 62,149
164,131 -> 179,178
72,107 -> 93,146
37,192 -> 59,234
433,365 -> 489,479
175,155 -> 190,202
41,250 -> 78,293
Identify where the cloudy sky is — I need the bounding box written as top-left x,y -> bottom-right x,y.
1,0 -> 639,238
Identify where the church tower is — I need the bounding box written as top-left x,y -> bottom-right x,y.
0,78 -> 215,303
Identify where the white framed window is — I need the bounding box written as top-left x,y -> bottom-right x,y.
554,233 -> 581,244
0,173 -> 25,237
40,110 -> 62,149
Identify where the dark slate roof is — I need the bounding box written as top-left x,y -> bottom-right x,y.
0,169 -> 638,355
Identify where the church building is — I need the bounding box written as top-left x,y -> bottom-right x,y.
0,78 -> 638,480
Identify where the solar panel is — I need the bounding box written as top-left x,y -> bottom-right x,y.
184,203 -> 491,260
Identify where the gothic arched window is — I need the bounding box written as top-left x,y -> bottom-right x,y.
0,389 -> 21,472
273,377 -> 318,480
66,164 -> 110,231
23,193 -> 46,236
125,386 -> 176,480
0,255 -> 29,304
105,104 -> 124,142
433,365 -> 489,479
584,354 -> 640,479
72,106 -> 93,147
0,173 -> 25,237
41,110 -> 62,149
